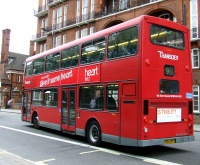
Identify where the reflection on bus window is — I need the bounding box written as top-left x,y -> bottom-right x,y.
150,25 -> 184,49
46,52 -> 60,72
108,26 -> 138,59
81,37 -> 105,64
33,57 -> 44,74
44,88 -> 58,107
25,61 -> 33,76
32,90 -> 43,105
61,45 -> 79,68
106,84 -> 118,111
160,79 -> 179,94
79,85 -> 104,110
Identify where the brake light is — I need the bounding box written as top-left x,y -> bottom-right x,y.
144,116 -> 148,123
188,115 -> 192,121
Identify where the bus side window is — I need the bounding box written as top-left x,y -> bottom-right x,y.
106,84 -> 118,111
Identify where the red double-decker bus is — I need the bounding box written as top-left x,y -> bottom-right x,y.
21,15 -> 194,147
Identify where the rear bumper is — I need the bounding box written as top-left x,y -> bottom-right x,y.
138,135 -> 195,147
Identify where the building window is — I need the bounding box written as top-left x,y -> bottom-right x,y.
56,35 -> 61,47
90,27 -> 94,34
119,0 -> 127,10
41,19 -> 45,36
190,0 -> 198,39
76,0 -> 80,23
57,7 -> 62,29
76,31 -> 79,40
63,34 -> 66,44
82,0 -> 88,21
52,10 -> 56,30
193,86 -> 199,113
64,5 -> 68,26
90,0 -> 94,19
81,28 -> 88,38
44,43 -> 46,51
17,75 -> 20,82
40,44 -> 43,53
192,48 -> 199,68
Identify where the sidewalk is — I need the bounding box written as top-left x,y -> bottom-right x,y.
1,108 -> 200,132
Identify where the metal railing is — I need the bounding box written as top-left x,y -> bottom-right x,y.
33,0 -> 164,40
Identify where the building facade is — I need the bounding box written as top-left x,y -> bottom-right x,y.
0,29 -> 29,109
31,0 -> 200,113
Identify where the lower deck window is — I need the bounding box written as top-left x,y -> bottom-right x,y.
44,88 -> 58,106
160,79 -> 179,94
79,85 -> 104,110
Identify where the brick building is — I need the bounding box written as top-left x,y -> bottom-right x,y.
0,29 -> 29,109
31,0 -> 200,115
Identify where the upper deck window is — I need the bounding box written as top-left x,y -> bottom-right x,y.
61,45 -> 79,68
150,25 -> 184,49
108,26 -> 138,59
81,37 -> 106,64
33,57 -> 44,74
46,52 -> 60,72
25,61 -> 33,76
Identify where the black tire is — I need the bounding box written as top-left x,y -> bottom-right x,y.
87,120 -> 101,146
33,114 -> 39,129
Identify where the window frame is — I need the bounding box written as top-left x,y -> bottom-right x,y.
192,48 -> 199,69
193,85 -> 199,113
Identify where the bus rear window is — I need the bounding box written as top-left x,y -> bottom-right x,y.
150,25 -> 184,49
160,79 -> 179,94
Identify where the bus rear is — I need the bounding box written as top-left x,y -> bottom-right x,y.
139,16 -> 194,146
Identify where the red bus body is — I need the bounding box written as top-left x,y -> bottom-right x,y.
22,15 -> 194,147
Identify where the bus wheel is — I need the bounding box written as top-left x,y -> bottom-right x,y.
87,120 -> 101,146
33,114 -> 39,129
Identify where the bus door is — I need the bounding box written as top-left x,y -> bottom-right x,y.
120,83 -> 138,146
22,91 -> 31,122
61,88 -> 76,132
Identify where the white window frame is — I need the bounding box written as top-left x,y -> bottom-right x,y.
82,0 -> 88,21
44,43 -> 46,51
81,28 -> 88,38
192,48 -> 199,69
90,27 -> 94,34
52,9 -> 56,30
40,44 -> 43,53
76,31 -> 79,40
56,35 -> 61,47
63,34 -> 66,44
76,0 -> 80,23
41,19 -> 45,36
57,7 -> 62,29
190,0 -> 198,39
64,5 -> 68,26
90,0 -> 94,19
119,0 -> 127,10
193,85 -> 199,113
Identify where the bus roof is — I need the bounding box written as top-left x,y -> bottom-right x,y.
26,15 -> 188,63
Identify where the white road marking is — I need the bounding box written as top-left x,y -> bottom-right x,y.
0,149 -> 36,164
0,125 -> 182,165
36,158 -> 55,165
80,150 -> 100,154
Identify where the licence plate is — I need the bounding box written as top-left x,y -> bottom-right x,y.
164,139 -> 176,144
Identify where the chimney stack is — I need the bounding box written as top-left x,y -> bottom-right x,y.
29,41 -> 35,56
1,29 -> 11,64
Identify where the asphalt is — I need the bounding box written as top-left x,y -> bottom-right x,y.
0,108 -> 199,164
